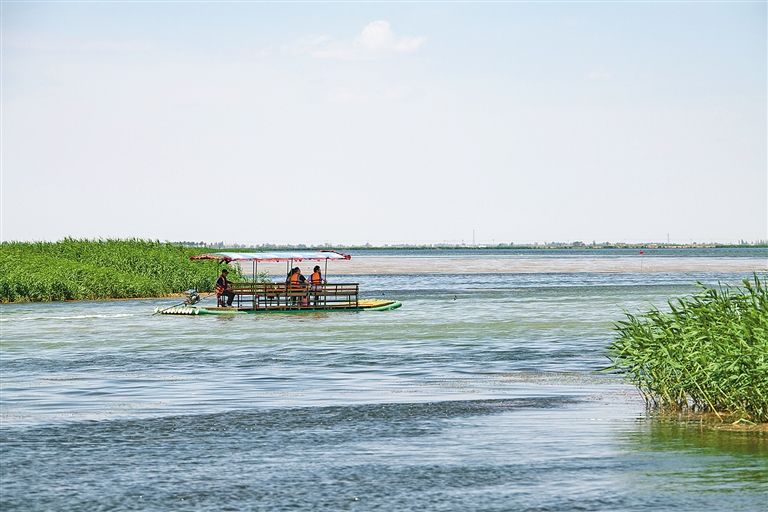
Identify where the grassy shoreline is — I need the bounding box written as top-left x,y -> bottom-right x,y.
0,238 -> 240,303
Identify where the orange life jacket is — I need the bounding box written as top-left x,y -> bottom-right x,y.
311,271 -> 322,285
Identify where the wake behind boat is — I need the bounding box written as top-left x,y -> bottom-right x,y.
155,251 -> 402,315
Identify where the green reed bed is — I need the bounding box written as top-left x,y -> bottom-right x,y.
0,238 -> 240,302
608,274 -> 768,423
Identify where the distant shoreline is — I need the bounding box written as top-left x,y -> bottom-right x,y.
182,243 -> 768,251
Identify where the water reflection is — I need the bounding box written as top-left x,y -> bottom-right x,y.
626,416 -> 768,457
615,417 -> 768,505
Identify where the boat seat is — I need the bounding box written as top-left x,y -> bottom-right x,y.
217,282 -> 360,309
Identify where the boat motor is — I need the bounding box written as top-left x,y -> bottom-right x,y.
184,289 -> 201,305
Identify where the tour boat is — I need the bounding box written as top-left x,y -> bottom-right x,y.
155,251 -> 401,315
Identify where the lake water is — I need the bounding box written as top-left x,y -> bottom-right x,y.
1,250 -> 766,510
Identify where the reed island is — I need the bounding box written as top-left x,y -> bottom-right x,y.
609,274 -> 768,424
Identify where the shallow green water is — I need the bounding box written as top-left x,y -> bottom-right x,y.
1,269 -> 766,510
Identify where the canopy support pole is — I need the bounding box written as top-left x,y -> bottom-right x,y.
324,258 -> 328,308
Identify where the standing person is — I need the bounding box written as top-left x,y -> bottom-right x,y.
216,268 -> 235,307
310,265 -> 324,305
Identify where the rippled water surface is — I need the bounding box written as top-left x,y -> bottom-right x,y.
2,261 -> 766,510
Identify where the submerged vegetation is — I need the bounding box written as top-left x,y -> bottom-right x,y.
0,238 -> 241,302
609,274 -> 768,423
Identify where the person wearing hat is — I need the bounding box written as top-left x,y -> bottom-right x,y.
215,268 -> 235,307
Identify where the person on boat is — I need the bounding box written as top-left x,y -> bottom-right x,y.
310,265 -> 324,305
286,267 -> 307,285
310,266 -> 323,287
216,268 -> 235,307
288,267 -> 307,305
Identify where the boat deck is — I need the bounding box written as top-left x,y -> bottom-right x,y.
157,299 -> 402,315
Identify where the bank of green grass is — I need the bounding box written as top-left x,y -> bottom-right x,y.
608,274 -> 768,423
0,239 -> 240,302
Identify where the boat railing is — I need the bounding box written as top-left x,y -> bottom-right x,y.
227,282 -> 359,310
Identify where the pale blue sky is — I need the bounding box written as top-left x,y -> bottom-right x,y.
2,1 -> 766,245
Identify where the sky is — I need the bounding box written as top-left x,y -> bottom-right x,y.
2,1 -> 766,246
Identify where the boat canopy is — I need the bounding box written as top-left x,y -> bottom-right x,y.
190,251 -> 351,263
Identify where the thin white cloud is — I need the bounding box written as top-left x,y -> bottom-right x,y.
284,35 -> 332,55
285,21 -> 425,60
238,46 -> 271,60
355,20 -> 424,54
324,84 -> 414,103
588,67 -> 612,80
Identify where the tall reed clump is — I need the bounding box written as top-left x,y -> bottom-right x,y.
608,274 -> 768,423
0,238 -> 240,302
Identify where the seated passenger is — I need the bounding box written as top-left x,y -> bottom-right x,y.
216,268 -> 235,307
289,267 -> 307,305
289,267 -> 306,286
310,266 -> 323,289
310,265 -> 323,305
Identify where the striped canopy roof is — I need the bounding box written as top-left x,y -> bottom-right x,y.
190,251 -> 351,263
